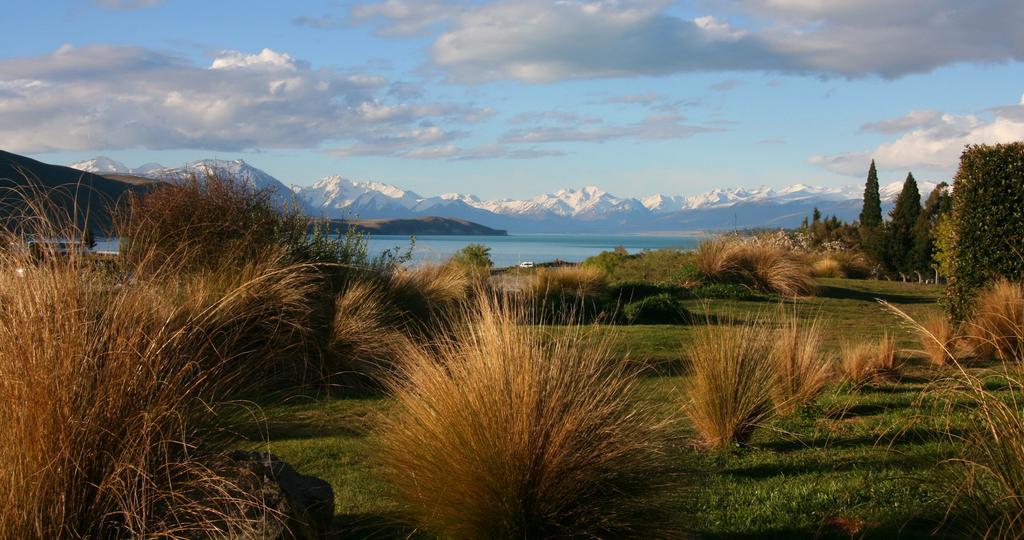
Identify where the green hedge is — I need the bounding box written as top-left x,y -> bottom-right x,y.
947,143 -> 1024,319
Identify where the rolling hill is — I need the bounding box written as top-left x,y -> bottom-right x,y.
0,150 -> 160,233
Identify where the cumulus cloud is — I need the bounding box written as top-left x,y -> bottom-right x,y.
349,0 -> 1024,82
501,114 -> 720,144
0,44 -> 489,153
711,79 -> 742,92
330,138 -> 563,160
810,101 -> 1024,176
859,109 -> 945,134
292,15 -> 345,30
349,0 -> 468,36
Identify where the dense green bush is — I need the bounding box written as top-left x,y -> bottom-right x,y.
582,248 -> 697,284
622,293 -> 689,324
947,143 -> 1024,319
606,280 -> 686,302
691,282 -> 772,301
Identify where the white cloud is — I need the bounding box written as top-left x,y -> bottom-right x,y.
349,0 -> 1024,82
0,44 -> 488,154
501,114 -> 720,143
350,0 -> 468,36
810,101 -> 1024,176
859,110 -> 945,134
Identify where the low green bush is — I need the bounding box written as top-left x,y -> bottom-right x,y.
623,293 -> 690,325
691,283 -> 772,301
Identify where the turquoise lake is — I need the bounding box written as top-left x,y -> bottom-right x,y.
367,234 -> 706,267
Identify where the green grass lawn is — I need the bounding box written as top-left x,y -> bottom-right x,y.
247,277 -> 996,538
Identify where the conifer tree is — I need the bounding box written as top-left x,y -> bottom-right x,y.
860,160 -> 882,229
859,160 -> 885,264
886,172 -> 921,273
910,182 -> 952,274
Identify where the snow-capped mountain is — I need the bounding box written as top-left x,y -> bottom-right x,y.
68,156 -> 941,232
69,156 -> 165,176
298,175 -> 423,213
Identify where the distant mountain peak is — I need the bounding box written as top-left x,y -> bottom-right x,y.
67,155 -> 941,232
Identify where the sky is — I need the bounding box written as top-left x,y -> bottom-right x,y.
3,0 -> 1023,200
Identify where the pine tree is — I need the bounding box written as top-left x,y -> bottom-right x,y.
859,160 -> 885,264
886,172 -> 922,274
910,182 -> 952,274
860,160 -> 882,229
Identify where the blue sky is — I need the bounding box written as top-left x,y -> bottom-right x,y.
3,0 -> 1023,199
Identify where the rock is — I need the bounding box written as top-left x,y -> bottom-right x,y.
228,450 -> 335,539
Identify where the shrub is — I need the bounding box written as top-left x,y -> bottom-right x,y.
965,279 -> 1024,362
840,334 -> 898,385
376,295 -> 676,538
448,243 -> 493,276
622,292 -> 689,325
684,316 -> 776,448
606,280 -> 667,302
0,237 -> 317,537
584,248 -> 696,284
947,143 -> 1024,319
690,282 -> 771,301
771,316 -> 831,415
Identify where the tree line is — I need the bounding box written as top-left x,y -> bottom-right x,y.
798,159 -> 952,280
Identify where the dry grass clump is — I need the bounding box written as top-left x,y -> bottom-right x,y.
327,280 -> 418,387
965,279 -> 1024,362
529,265 -> 607,298
388,263 -> 472,320
771,316 -> 832,415
694,237 -> 816,297
684,317 -> 776,448
694,237 -> 738,282
0,238 -> 317,537
943,379 -> 1024,538
811,252 -> 872,279
886,302 -> 1024,537
376,295 -> 675,538
840,334 -> 898,385
114,170 -> 289,273
811,256 -> 844,278
917,313 -> 957,366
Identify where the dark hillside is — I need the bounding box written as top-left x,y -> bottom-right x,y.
0,150 -> 158,233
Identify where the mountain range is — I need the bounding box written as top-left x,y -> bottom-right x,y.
69,156 -> 938,233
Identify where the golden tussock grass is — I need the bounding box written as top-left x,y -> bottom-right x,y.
917,313 -> 957,366
0,238 -> 318,538
965,279 -> 1024,362
695,237 -> 816,297
811,256 -> 844,278
327,279 -> 418,387
840,334 -> 897,385
771,315 -> 832,415
886,301 -> 1024,538
375,294 -> 677,538
684,316 -> 776,448
528,265 -> 608,298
